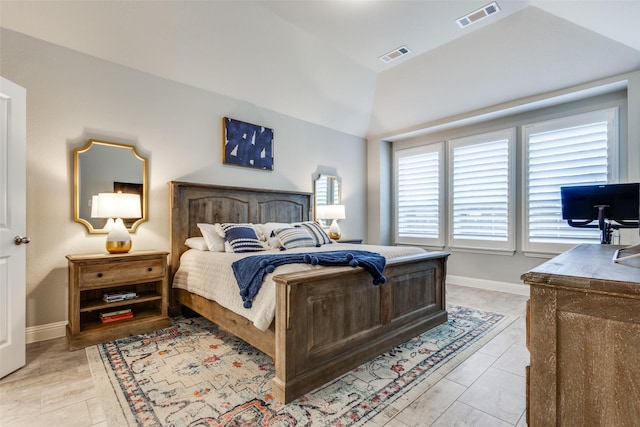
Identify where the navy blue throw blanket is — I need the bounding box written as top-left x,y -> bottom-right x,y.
231,250 -> 387,308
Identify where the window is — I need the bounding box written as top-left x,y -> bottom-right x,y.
392,100 -> 622,256
523,108 -> 617,253
449,129 -> 515,252
315,176 -> 328,208
394,143 -> 444,247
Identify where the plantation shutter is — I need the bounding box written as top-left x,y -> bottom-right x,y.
395,143 -> 443,246
450,129 -> 514,251
525,109 -> 615,250
315,177 -> 328,208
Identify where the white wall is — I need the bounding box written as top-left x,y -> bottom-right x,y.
1,29 -> 367,329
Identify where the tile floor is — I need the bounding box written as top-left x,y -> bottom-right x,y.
0,284 -> 530,426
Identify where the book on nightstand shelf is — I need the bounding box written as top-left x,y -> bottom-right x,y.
100,308 -> 133,323
103,291 -> 138,303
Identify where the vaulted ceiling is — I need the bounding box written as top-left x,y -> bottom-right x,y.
1,1 -> 639,137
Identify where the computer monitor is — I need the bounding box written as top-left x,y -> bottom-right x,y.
561,183 -> 639,244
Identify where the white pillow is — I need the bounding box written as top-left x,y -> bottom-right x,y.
184,237 -> 209,251
197,223 -> 226,252
256,222 -> 291,249
257,222 -> 291,240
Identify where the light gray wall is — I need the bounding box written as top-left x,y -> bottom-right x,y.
366,139 -> 392,246
1,29 -> 367,328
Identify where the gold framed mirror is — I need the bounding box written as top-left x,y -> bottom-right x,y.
73,139 -> 148,233
313,173 -> 341,224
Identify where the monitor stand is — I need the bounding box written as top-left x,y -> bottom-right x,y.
595,205 -> 616,244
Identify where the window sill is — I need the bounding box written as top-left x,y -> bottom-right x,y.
448,247 -> 515,256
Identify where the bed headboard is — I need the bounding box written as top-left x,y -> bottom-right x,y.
169,181 -> 312,275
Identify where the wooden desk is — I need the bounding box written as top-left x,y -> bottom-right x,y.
521,244 -> 640,426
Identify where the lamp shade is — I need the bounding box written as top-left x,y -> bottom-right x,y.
315,205 -> 327,220
90,195 -> 100,218
94,192 -> 141,219
321,204 -> 345,220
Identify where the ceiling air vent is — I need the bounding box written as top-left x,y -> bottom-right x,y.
456,2 -> 500,28
379,46 -> 412,63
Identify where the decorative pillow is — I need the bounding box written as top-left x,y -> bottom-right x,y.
296,221 -> 332,246
274,227 -> 317,250
197,223 -> 226,252
219,223 -> 266,253
184,237 -> 209,251
255,222 -> 293,249
266,234 -> 283,249
215,223 -> 265,241
257,222 -> 291,241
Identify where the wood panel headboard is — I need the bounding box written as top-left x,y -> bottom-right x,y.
169,181 -> 312,276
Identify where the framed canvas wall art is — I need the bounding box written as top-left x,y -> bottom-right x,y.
223,117 -> 274,171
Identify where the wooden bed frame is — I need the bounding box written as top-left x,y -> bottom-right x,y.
169,181 -> 449,403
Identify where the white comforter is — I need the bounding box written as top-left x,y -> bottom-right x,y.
172,244 -> 426,331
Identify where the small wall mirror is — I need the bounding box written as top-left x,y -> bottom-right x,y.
74,139 -> 148,233
313,173 -> 341,224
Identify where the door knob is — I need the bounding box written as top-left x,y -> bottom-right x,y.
14,235 -> 30,245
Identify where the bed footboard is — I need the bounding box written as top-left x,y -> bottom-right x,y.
271,251 -> 448,403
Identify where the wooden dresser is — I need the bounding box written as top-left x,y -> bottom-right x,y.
521,244 -> 640,426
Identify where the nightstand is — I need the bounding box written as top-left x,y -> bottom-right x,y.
66,250 -> 170,350
336,238 -> 363,244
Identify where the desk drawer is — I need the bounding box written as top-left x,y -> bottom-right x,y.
78,258 -> 165,288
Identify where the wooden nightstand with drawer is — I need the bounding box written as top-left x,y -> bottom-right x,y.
336,238 -> 363,244
66,250 -> 170,350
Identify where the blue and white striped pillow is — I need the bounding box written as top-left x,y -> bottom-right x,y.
274,227 -> 317,250
220,223 -> 266,253
296,221 -> 332,245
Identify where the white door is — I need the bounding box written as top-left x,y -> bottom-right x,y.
0,77 -> 27,378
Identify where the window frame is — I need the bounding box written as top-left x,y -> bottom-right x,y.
448,128 -> 516,253
393,142 -> 445,248
521,107 -> 619,255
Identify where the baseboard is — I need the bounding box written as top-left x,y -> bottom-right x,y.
24,276 -> 527,344
447,275 -> 530,297
26,321 -> 67,344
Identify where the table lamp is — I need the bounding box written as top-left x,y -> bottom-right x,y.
93,192 -> 141,253
317,204 -> 345,240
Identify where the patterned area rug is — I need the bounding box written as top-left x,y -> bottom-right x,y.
86,306 -> 513,426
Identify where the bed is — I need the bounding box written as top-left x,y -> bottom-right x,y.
169,181 -> 449,403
